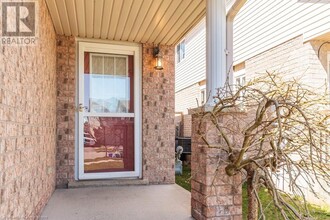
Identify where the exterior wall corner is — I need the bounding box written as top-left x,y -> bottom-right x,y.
55,35 -> 76,188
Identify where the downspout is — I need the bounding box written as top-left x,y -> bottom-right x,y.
226,0 -> 247,84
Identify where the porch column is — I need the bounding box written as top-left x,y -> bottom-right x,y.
191,112 -> 243,220
206,0 -> 227,105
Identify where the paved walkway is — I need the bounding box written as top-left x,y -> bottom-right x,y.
41,184 -> 192,220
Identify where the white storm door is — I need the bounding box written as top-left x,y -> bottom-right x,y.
78,42 -> 141,180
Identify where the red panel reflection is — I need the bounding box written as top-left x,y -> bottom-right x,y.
84,117 -> 134,173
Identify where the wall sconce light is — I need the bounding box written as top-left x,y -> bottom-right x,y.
153,46 -> 163,70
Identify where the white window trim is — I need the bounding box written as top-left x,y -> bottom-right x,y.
176,39 -> 186,64
233,69 -> 246,92
76,41 -> 142,180
233,68 -> 246,109
199,85 -> 206,105
233,68 -> 246,82
89,53 -> 130,113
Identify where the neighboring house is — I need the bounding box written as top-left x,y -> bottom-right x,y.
175,0 -> 330,204
175,18 -> 206,137
175,0 -> 330,136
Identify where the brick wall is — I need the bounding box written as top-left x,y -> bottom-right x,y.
55,36 -> 76,187
0,0 -> 57,218
191,113 -> 243,220
245,36 -> 306,80
54,42 -> 175,185
142,44 -> 175,184
182,115 -> 192,137
175,114 -> 192,137
244,36 -> 330,92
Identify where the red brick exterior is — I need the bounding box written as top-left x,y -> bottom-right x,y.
142,44 -> 175,184
191,113 -> 243,220
55,35 -> 76,187
0,0 -> 57,218
54,42 -> 175,185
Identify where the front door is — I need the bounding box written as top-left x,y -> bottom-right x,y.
78,42 -> 141,180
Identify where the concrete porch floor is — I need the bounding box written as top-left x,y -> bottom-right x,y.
41,184 -> 192,220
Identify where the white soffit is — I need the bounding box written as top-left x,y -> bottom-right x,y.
45,0 -> 206,46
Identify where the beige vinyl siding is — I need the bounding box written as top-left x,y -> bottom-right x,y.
175,18 -> 206,92
233,0 -> 330,65
45,0 -> 206,45
175,83 -> 201,137
175,83 -> 201,114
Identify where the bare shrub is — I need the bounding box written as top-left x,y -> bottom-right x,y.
195,72 -> 330,219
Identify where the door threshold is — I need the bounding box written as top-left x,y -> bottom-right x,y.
68,179 -> 149,189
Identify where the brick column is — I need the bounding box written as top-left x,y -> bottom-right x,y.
56,35 -> 76,188
141,44 -> 175,184
191,112 -> 242,220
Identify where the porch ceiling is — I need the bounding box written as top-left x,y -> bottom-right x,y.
45,0 -> 206,46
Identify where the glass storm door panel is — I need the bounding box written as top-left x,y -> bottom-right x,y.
79,46 -> 138,179
83,116 -> 134,173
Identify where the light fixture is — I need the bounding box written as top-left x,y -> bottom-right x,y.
153,46 -> 163,70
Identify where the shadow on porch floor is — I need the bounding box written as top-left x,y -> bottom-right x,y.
41,184 -> 192,220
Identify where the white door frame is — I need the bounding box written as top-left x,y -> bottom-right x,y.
77,41 -> 142,180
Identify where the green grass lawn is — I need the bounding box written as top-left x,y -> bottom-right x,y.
175,165 -> 192,191
175,165 -> 330,219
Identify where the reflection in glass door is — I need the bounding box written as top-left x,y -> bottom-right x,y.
83,116 -> 134,173
78,43 -> 140,179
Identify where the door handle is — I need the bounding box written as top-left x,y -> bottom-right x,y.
78,103 -> 85,112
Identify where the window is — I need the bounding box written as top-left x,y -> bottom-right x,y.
176,40 -> 185,63
200,85 -> 206,105
86,53 -> 132,113
233,68 -> 246,107
234,69 -> 246,89
235,75 -> 246,87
